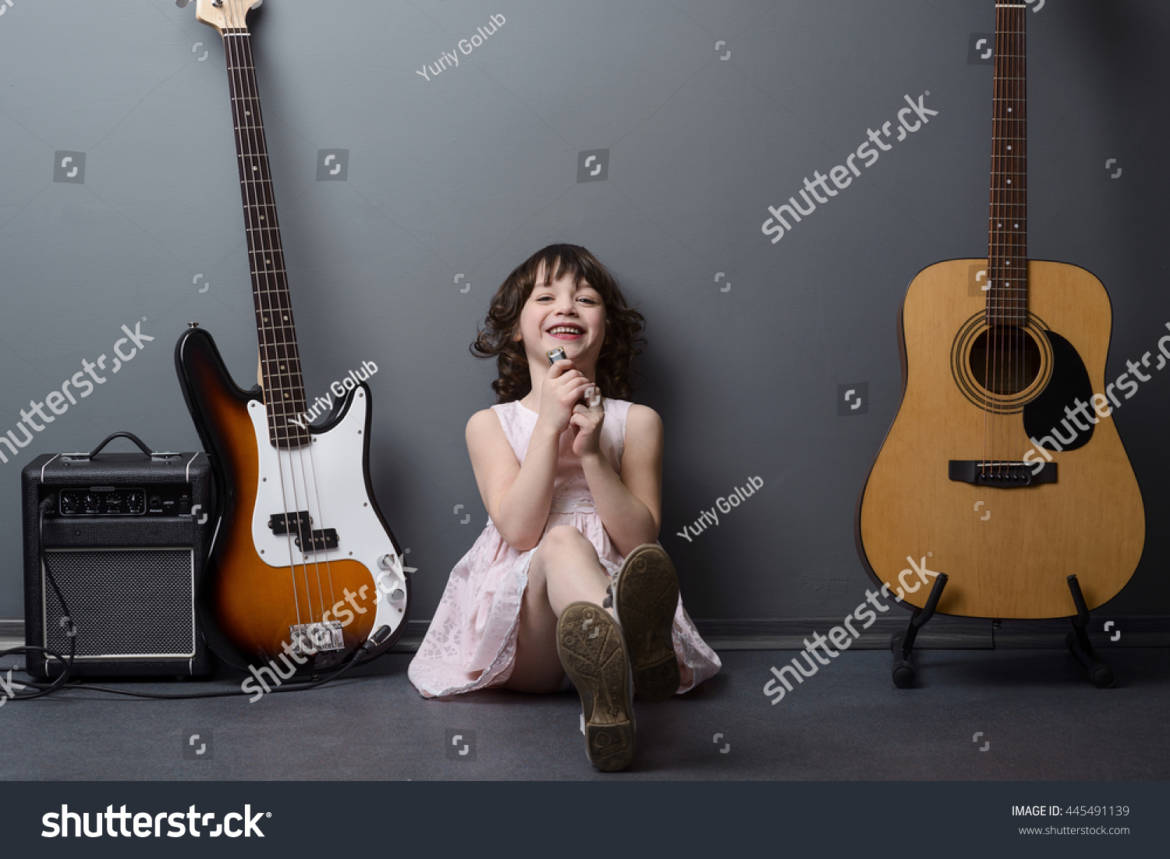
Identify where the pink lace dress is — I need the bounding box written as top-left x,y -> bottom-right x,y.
407,396 -> 721,698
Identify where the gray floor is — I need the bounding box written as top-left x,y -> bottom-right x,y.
1,646 -> 1168,780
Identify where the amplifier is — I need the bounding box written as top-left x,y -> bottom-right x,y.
21,432 -> 216,679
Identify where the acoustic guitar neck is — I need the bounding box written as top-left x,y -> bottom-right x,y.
987,2 -> 1028,326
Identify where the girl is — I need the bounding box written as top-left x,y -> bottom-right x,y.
407,243 -> 721,771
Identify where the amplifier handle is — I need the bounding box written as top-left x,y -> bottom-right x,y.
87,431 -> 156,458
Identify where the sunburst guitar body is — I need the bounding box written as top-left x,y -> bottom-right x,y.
176,326 -> 409,668
175,0 -> 409,669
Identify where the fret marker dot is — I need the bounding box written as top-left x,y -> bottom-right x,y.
1014,223 -> 1019,229
1007,145 -> 1012,151
1007,179 -> 1012,184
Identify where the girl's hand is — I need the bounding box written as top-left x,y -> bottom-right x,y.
536,359 -> 594,434
569,387 -> 604,458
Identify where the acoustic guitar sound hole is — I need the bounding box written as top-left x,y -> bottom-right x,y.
968,325 -> 1041,395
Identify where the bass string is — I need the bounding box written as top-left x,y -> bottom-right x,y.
230,5 -> 339,631
223,7 -> 325,641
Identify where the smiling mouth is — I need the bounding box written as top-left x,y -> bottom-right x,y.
547,325 -> 584,339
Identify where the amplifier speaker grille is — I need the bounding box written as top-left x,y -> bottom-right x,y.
42,548 -> 195,658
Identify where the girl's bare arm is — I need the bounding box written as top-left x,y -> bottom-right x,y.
465,409 -> 561,551
581,404 -> 662,556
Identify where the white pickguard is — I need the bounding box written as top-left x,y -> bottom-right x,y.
246,386 -> 406,641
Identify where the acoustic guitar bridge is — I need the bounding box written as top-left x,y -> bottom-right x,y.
948,460 -> 1056,487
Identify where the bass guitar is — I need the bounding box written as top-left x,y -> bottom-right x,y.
175,0 -> 409,668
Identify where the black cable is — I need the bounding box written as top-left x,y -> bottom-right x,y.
2,498 -> 388,703
0,499 -> 77,700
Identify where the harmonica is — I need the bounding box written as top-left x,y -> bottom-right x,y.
545,348 -> 600,407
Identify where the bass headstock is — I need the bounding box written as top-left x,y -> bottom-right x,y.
180,0 -> 263,35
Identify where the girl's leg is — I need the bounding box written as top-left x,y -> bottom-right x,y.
501,526 -> 613,693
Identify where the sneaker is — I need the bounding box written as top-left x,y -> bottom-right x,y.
556,601 -> 635,772
607,543 -> 681,702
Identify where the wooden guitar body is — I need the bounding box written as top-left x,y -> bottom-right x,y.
175,325 -> 408,668
858,258 -> 1144,619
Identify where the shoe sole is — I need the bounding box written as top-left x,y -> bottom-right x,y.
616,544 -> 681,702
556,602 -> 635,772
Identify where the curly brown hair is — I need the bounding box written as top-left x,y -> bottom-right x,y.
470,244 -> 646,403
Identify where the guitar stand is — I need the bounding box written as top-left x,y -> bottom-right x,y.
890,571 -> 948,688
1064,574 -> 1114,688
887,572 -> 1114,689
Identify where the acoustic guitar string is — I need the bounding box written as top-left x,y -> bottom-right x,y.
985,0 -> 999,481
1006,1 -> 1015,477
1003,0 -> 1013,480
1012,4 -> 1025,476
1010,3 -> 1022,470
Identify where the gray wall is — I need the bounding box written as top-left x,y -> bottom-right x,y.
1,0 -> 1167,624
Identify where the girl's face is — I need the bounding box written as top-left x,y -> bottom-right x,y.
515,260 -> 607,372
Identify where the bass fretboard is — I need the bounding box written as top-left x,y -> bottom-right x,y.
222,28 -> 309,447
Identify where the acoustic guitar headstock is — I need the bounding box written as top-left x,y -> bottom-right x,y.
180,0 -> 264,35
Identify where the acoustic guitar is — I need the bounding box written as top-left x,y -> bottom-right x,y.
174,0 -> 409,668
857,1 -> 1144,619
